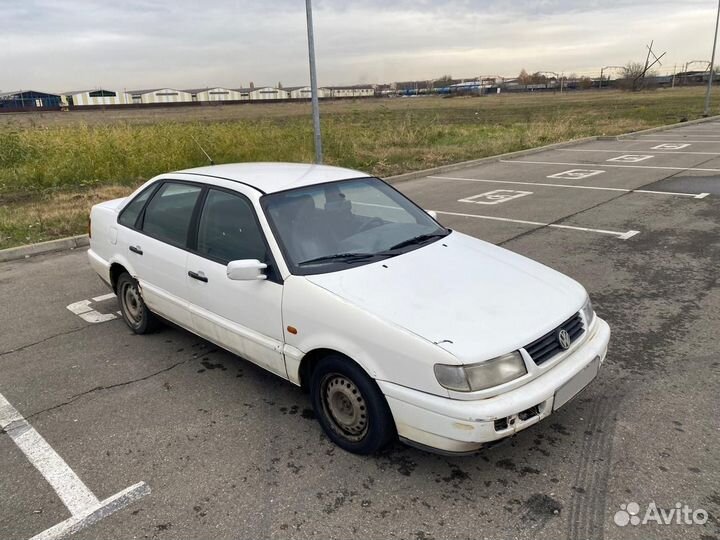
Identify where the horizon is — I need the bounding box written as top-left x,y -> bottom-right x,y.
2,1 -> 717,93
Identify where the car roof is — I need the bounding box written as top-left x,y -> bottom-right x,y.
177,162 -> 370,194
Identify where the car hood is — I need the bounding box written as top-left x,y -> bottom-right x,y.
305,231 -> 587,364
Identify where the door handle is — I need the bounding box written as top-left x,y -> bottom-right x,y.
129,245 -> 143,255
188,270 -> 208,283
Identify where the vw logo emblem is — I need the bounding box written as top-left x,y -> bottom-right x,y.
557,329 -> 572,350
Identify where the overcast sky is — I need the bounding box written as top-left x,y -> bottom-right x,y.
1,0 -> 717,92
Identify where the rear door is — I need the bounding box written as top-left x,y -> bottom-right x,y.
119,181 -> 203,328
185,187 -> 286,377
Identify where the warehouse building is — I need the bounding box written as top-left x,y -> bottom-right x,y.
128,88 -> 194,104
186,87 -> 247,102
286,86 -> 333,99
234,87 -> 290,100
329,85 -> 375,98
62,89 -> 132,106
0,90 -> 61,111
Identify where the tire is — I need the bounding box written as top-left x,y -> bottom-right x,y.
116,272 -> 160,334
310,354 -> 396,455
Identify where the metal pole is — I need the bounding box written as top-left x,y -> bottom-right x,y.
704,0 -> 720,116
305,0 -> 323,163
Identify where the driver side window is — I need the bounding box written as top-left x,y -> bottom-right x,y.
197,189 -> 267,264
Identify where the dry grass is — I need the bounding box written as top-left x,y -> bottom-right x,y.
0,87 -> 713,249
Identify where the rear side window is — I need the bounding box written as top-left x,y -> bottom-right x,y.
141,182 -> 202,247
118,184 -> 156,228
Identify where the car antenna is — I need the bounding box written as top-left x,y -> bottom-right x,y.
191,135 -> 215,165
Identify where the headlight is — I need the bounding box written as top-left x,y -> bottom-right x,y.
434,351 -> 528,392
581,296 -> 595,326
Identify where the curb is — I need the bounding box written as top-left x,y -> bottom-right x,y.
384,113 -> 720,185
614,113 -> 720,139
1,114 -> 718,264
0,234 -> 89,263
384,136 -> 599,185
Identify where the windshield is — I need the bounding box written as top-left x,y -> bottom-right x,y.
261,177 -> 449,275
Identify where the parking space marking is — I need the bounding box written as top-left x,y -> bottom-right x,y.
650,143 -> 691,150
626,139 -> 720,143
562,149 -> 719,156
0,392 -> 149,540
435,210 -> 640,240
66,296 -> 118,324
606,154 -> 654,163
458,189 -> 532,205
500,159 -> 720,173
428,176 -> 710,199
546,169 -> 605,180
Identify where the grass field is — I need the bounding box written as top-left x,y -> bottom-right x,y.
0,87 -> 713,249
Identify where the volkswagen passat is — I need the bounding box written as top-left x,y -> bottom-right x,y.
88,163 -> 610,455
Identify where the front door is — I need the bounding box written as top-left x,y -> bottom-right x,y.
185,188 -> 286,377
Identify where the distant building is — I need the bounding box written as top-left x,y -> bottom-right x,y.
329,85 -> 375,98
62,89 -> 132,107
185,87 -> 247,102
0,90 -> 61,111
285,86 -> 333,99
232,87 -> 290,100
127,88 -> 194,104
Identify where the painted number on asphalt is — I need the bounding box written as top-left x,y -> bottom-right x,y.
459,189 -> 532,205
547,169 -> 605,180
66,293 -> 119,323
607,154 -> 654,163
651,143 -> 691,150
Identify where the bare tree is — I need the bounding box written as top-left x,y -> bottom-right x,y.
618,62 -> 657,91
518,69 -> 531,85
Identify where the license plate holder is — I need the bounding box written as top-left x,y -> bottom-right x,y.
553,356 -> 600,411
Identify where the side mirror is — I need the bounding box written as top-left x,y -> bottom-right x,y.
227,259 -> 268,281
426,209 -> 438,220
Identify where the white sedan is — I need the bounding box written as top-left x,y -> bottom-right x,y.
88,163 -> 610,455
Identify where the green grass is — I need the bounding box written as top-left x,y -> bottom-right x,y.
0,87 -> 714,249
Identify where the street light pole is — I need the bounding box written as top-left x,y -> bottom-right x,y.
305,0 -> 323,163
704,0 -> 720,116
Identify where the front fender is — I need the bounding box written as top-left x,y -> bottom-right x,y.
282,276 -> 455,397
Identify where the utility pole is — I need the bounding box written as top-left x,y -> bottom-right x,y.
704,0 -> 720,116
305,0 -> 323,163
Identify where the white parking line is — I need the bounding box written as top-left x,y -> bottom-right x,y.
434,210 -> 640,240
624,139 -> 720,143
427,176 -> 710,199
499,159 -> 720,173
0,392 -> 149,540
562,149 -> 720,155
67,297 -> 118,324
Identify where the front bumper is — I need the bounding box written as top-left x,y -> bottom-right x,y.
378,317 -> 610,454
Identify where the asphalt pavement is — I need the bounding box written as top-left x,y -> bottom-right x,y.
1,120 -> 719,540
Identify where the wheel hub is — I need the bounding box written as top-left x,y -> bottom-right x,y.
321,374 -> 368,442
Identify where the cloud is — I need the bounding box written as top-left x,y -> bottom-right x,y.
0,0 -> 715,92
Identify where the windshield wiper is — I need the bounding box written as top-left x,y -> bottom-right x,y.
388,232 -> 448,251
298,252 -> 382,266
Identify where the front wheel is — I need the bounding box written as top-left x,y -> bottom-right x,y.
310,355 -> 396,454
117,272 -> 160,334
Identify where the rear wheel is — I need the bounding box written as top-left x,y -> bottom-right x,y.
117,272 -> 160,334
310,354 -> 396,454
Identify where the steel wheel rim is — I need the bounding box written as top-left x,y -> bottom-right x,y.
320,373 -> 369,442
121,281 -> 143,326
